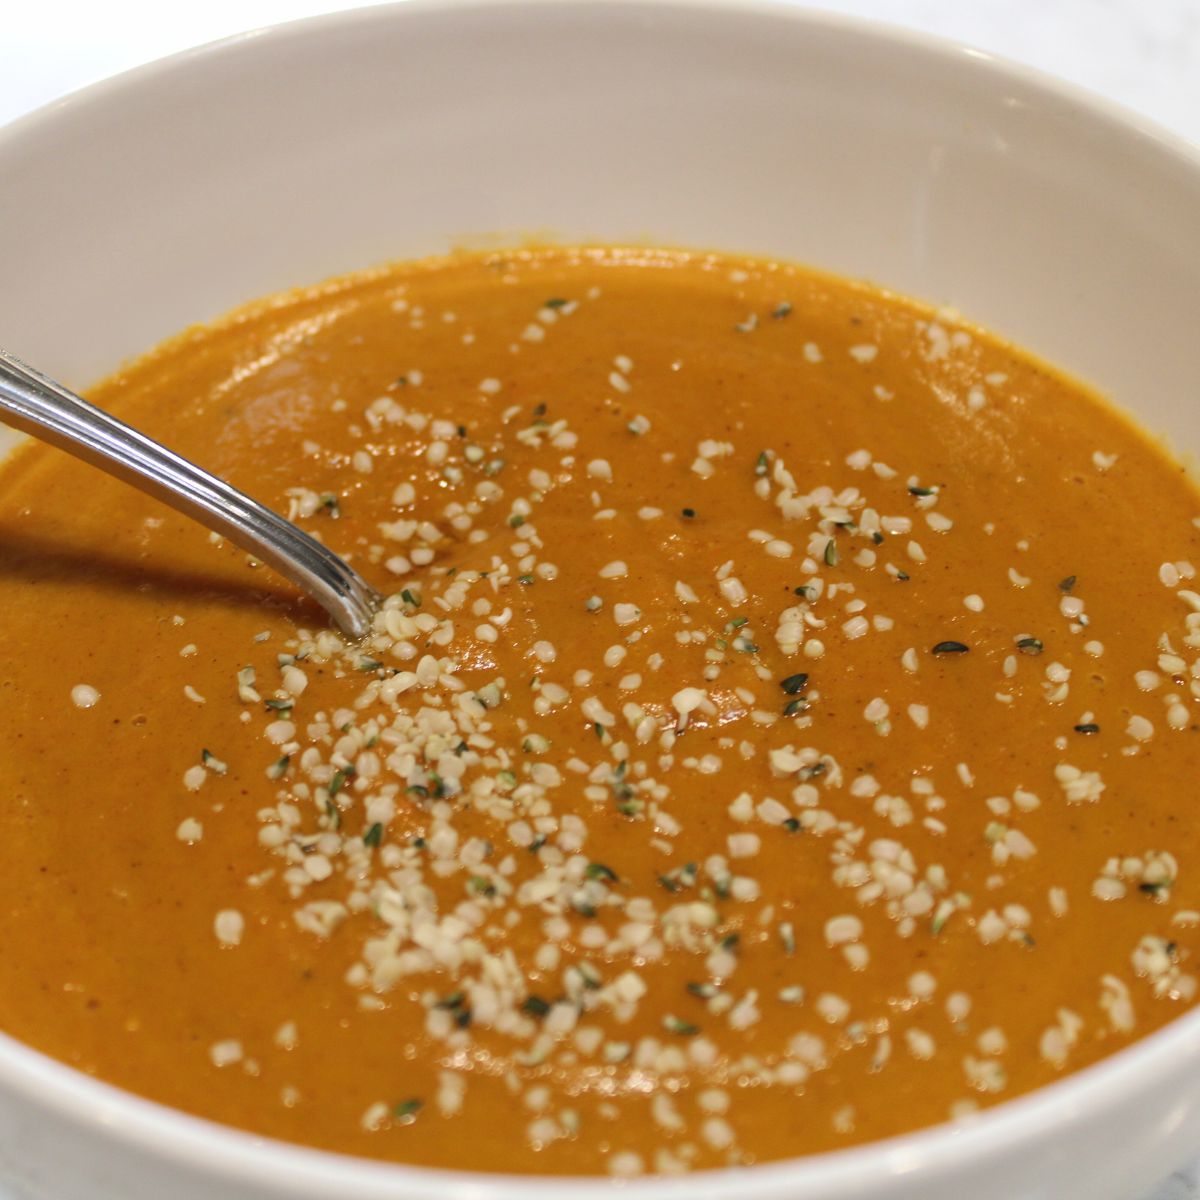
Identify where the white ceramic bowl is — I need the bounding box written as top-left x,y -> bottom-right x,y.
3,2 -> 1200,1198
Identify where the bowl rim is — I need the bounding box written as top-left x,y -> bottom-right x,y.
5,0 -> 1200,1194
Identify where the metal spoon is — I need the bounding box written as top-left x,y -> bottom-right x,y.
0,349 -> 382,639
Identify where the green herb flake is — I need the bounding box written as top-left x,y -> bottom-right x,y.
754,451 -> 769,477
1016,637 -> 1044,656
780,672 -> 809,695
824,537 -> 838,567
521,994 -> 552,1017
363,822 -> 383,848
200,749 -> 227,774
392,1098 -> 423,1124
930,899 -> 957,936
1073,723 -> 1100,735
266,754 -> 291,781
1059,575 -> 1077,593
319,493 -> 341,517
686,981 -> 718,999
586,862 -> 618,883
544,298 -> 568,309
264,698 -> 294,714
663,1015 -> 700,1036
681,507 -> 696,519
771,301 -> 793,320
931,641 -> 970,655
328,767 -> 354,797
358,657 -> 383,672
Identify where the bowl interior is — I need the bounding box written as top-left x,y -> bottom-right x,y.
2,0 -> 1198,426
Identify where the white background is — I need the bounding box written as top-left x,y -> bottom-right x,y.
2,0 -> 1200,146
2,2 -> 1200,1197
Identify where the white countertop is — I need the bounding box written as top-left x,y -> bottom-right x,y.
1,2 -> 1199,1197
2,0 -> 1200,146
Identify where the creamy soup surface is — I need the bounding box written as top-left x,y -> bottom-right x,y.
2,247 -> 1200,1177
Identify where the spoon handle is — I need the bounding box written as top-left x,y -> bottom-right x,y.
0,349 -> 381,639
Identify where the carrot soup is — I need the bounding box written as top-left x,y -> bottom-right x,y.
1,246 -> 1198,1176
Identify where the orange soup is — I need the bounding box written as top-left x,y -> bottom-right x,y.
2,247 -> 1199,1176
